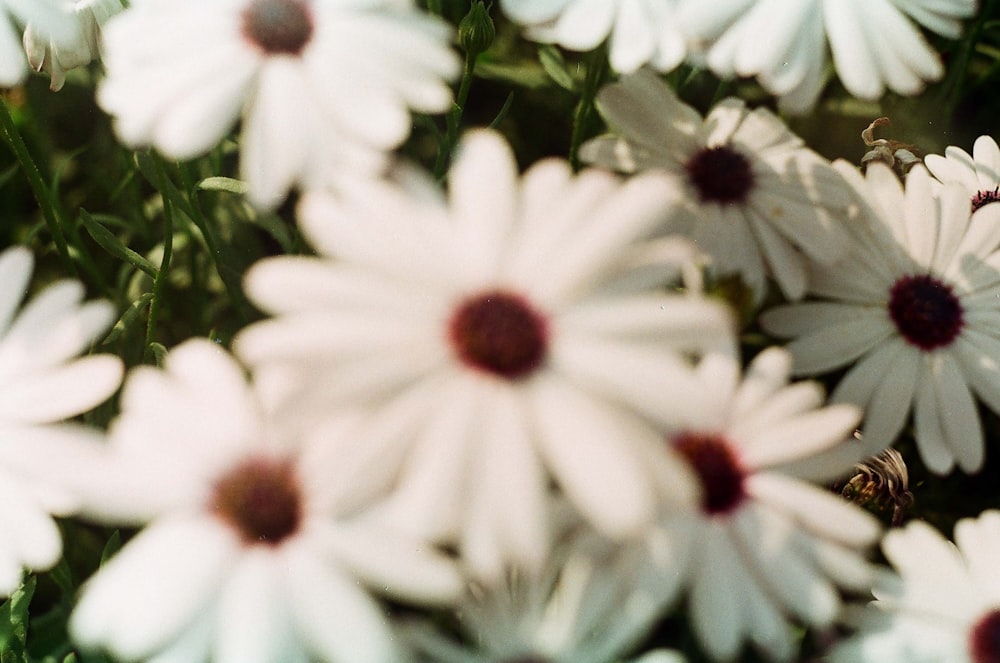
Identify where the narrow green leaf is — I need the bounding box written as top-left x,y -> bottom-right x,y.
197,176 -> 249,195
148,342 -> 168,367
100,531 -> 122,566
102,293 -> 153,346
79,210 -> 157,278
538,44 -> 578,92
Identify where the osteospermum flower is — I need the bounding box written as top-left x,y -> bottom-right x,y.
234,129 -> 734,580
632,348 -> 879,662
925,135 -> 1000,212
500,0 -> 686,73
69,340 -> 462,663
679,0 -> 977,113
23,0 -> 125,91
0,246 -> 121,596
762,163 -> 1000,475
580,69 -> 852,302
97,0 -> 460,209
832,511 -> 1000,662
0,0 -> 74,86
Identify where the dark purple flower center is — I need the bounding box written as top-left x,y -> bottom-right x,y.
241,0 -> 314,56
685,145 -> 755,204
973,187 -> 1000,213
970,608 -> 1000,663
449,290 -> 549,380
888,274 -> 964,351
212,457 -> 302,545
672,432 -> 747,515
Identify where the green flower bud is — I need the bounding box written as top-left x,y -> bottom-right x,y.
459,1 -> 495,57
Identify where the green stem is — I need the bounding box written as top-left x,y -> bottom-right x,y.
145,158 -> 174,362
434,50 -> 478,178
569,49 -> 606,170
0,98 -> 74,274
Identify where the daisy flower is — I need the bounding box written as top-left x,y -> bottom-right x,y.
925,135 -> 1000,212
69,339 -> 462,663
0,246 -> 122,596
499,0 -> 687,74
23,0 -> 126,92
234,129 -> 734,580
632,347 -> 879,662
0,0 -> 75,86
96,0 -> 460,209
579,69 -> 852,302
678,0 -> 977,113
761,163 -> 1000,475
832,510 -> 1000,663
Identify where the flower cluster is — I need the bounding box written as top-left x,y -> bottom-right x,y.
0,1 -> 993,663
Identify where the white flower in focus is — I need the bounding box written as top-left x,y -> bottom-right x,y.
234,129 -> 734,581
69,339 -> 462,663
925,135 -> 1000,212
97,0 -> 460,209
634,348 -> 879,662
23,0 -> 126,92
679,0 -> 977,113
0,0 -> 75,86
833,511 -> 1000,663
580,69 -> 852,302
0,246 -> 121,596
762,163 -> 1000,475
500,0 -> 686,73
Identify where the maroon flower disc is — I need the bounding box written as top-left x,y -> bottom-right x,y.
672,432 -> 747,515
242,0 -> 314,56
449,290 -> 549,380
212,457 -> 303,545
685,146 -> 756,204
888,274 -> 964,351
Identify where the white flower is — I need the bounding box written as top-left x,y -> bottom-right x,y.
69,339 -> 462,663
96,0 -> 460,209
580,69 -> 853,302
762,163 -> 1000,475
679,0 -> 977,113
0,0 -> 75,86
500,0 -> 687,73
633,347 -> 879,662
402,524 -> 686,663
234,129 -> 734,581
23,0 -> 126,92
0,246 -> 121,596
833,511 -> 1000,663
925,135 -> 1000,212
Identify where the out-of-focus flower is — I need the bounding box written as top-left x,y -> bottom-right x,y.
925,135 -> 1000,212
0,246 -> 121,596
580,69 -> 853,302
500,0 -> 687,73
0,0 -> 75,86
679,0 -> 977,113
832,511 -> 1000,662
97,0 -> 460,209
633,348 -> 878,662
762,163 -> 1000,475
234,129 -> 734,581
69,339 -> 462,663
23,0 -> 126,91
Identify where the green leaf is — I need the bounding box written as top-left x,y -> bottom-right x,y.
197,176 -> 249,196
80,210 -> 158,278
538,44 -> 578,92
148,342 -> 168,367
102,293 -> 153,346
100,531 -> 122,566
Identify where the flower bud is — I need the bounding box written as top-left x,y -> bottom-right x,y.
459,2 -> 495,57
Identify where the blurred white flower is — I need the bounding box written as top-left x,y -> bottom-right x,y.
925,134 -> 1000,212
97,0 -> 460,209
631,347 -> 877,661
0,0 -> 75,86
679,0 -> 977,113
234,129 -> 734,581
500,0 -> 686,73
580,69 -> 853,302
69,339 -> 462,663
833,511 -> 1000,663
0,246 -> 121,596
762,163 -> 1000,475
23,0 -> 125,91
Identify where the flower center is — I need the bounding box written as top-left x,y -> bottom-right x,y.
888,274 -> 964,351
212,457 -> 302,545
684,146 -> 755,204
241,0 -> 314,56
448,290 -> 549,380
973,187 -> 1000,213
970,608 -> 1000,663
672,432 -> 747,515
